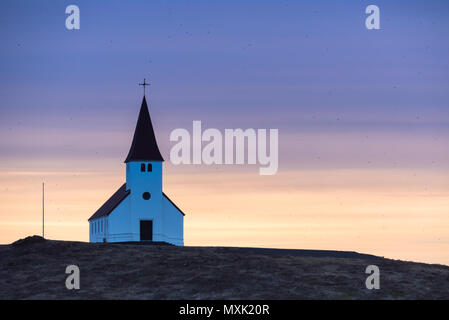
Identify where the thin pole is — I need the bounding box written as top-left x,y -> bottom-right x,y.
42,182 -> 45,238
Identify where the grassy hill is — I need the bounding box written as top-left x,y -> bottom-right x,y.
0,236 -> 448,299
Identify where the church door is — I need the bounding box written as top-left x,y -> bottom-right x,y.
140,220 -> 153,241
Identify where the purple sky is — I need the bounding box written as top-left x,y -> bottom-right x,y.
1,0 -> 448,171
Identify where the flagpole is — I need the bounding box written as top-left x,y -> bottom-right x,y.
42,182 -> 45,238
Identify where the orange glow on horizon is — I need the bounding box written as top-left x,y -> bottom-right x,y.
1,167 -> 448,266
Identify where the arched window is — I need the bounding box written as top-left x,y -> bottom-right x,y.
140,163 -> 145,172
147,163 -> 152,172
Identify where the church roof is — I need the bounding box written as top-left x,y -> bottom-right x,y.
163,192 -> 186,216
88,183 -> 130,221
88,185 -> 185,221
124,96 -> 164,163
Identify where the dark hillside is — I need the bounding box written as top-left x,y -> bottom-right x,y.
1,236 -> 448,299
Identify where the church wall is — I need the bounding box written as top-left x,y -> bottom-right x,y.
106,196 -> 133,242
89,216 -> 108,243
162,196 -> 184,246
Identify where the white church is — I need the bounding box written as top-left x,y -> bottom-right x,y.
88,94 -> 184,245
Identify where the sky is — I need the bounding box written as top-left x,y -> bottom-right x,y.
0,0 -> 448,264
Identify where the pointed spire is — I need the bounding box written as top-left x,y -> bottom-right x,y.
124,96 -> 164,163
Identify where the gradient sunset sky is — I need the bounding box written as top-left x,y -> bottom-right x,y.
1,0 -> 448,264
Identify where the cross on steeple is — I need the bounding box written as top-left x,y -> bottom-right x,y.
139,78 -> 150,96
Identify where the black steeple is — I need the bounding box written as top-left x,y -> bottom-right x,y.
124,96 -> 164,162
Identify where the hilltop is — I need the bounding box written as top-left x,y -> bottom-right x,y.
0,236 -> 448,299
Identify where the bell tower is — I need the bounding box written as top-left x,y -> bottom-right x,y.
124,94 -> 165,241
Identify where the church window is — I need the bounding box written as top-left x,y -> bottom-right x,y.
142,192 -> 151,200
147,163 -> 152,172
141,163 -> 145,172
